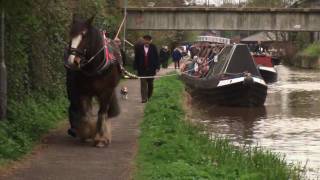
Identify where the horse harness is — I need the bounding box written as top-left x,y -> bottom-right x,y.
67,30 -> 120,76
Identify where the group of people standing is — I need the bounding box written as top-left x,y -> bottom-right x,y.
160,46 -> 184,69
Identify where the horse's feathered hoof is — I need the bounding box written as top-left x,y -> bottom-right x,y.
94,134 -> 110,148
94,140 -> 110,148
95,141 -> 106,148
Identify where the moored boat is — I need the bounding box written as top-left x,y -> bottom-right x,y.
257,65 -> 278,84
271,56 -> 281,65
252,54 -> 278,83
181,44 -> 267,107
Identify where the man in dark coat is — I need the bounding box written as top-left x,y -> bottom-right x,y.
134,35 -> 160,103
64,47 -> 80,137
159,46 -> 170,68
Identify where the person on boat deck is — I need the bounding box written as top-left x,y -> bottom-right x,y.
199,57 -> 210,78
254,41 -> 266,54
190,45 -> 200,59
181,55 -> 194,74
208,48 -> 216,61
199,43 -> 209,57
159,46 -> 170,68
172,47 -> 182,69
134,35 -> 160,103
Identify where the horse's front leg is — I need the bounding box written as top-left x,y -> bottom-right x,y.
76,96 -> 93,141
94,94 -> 113,148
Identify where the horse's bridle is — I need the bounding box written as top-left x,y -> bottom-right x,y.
67,43 -> 104,68
66,34 -> 108,75
68,47 -> 87,61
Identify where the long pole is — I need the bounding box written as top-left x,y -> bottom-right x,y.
114,13 -> 127,40
0,9 -> 7,120
123,0 -> 127,52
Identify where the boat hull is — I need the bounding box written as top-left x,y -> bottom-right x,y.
271,56 -> 281,65
182,75 -> 267,107
258,66 -> 278,84
253,55 -> 278,83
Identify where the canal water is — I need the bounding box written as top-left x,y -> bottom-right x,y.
189,65 -> 320,179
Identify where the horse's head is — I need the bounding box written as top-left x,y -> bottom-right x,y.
66,16 -> 95,69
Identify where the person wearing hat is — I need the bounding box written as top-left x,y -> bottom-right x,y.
159,45 -> 170,68
134,35 -> 160,103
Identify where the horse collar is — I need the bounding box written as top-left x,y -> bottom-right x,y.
78,30 -> 117,76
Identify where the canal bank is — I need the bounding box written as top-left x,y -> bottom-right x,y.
188,65 -> 320,179
285,43 -> 320,69
291,54 -> 320,69
134,75 -> 303,179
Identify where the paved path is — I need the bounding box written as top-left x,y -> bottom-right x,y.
0,67 -> 176,180
0,79 -> 144,180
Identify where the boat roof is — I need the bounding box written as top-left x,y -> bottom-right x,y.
207,44 -> 261,77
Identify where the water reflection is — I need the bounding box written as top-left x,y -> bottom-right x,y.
191,101 -> 266,145
190,65 -> 320,178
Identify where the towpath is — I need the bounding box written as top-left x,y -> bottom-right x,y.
0,67 -> 175,180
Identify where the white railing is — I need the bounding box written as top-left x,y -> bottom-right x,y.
197,36 -> 231,44
130,0 -> 301,8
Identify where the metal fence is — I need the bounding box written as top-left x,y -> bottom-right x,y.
128,0 -> 303,8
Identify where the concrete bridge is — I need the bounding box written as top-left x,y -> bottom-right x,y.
126,7 -> 320,31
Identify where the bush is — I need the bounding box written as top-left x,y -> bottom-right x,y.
0,0 -> 121,163
0,96 -> 67,162
302,43 -> 320,58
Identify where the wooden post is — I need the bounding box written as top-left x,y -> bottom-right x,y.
0,9 -> 7,120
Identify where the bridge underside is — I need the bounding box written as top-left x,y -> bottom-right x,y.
126,7 -> 320,31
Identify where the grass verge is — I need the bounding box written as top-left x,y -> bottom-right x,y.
135,75 -> 302,180
0,95 -> 67,165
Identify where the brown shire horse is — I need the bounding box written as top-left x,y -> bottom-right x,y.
65,16 -> 122,147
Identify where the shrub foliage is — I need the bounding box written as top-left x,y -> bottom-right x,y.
0,0 -> 120,162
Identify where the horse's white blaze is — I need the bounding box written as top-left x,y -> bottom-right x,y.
68,34 -> 83,64
71,34 -> 83,48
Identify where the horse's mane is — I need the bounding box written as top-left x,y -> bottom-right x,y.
86,26 -> 104,60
